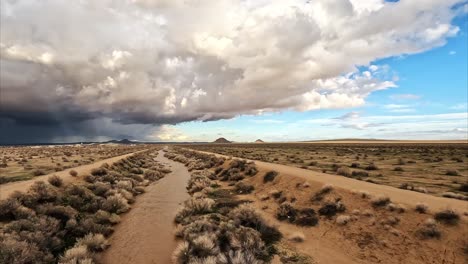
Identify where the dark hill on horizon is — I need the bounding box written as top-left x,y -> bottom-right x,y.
213,137 -> 231,143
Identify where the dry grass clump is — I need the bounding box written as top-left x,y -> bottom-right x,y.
441,192 -> 468,201
364,163 -> 379,170
311,184 -> 333,201
415,203 -> 429,214
69,170 -> 78,177
263,171 -> 279,183
386,203 -> 406,213
318,199 -> 346,217
234,182 -> 255,194
416,218 -> 441,239
48,175 -> 63,187
336,215 -> 351,225
336,167 -> 352,177
0,149 -> 167,263
175,198 -> 215,223
371,195 -> 391,207
445,170 -> 459,176
32,169 -> 46,176
434,209 -> 460,225
288,232 -> 305,242
358,190 -> 371,199
90,167 -> 107,176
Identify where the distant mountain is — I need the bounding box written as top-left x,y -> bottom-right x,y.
105,139 -> 137,144
255,139 -> 264,143
213,137 -> 231,143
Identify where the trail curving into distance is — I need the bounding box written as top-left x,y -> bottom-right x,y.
100,149 -> 190,264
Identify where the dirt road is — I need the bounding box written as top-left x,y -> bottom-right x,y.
192,149 -> 467,212
0,150 -> 145,200
100,149 -> 190,264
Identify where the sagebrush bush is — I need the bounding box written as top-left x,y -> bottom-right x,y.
76,233 -> 109,252
263,171 -> 278,183
336,167 -> 351,177
445,170 -> 459,176
90,167 -> 107,176
288,232 -> 305,242
415,203 -> 428,214
371,196 -> 391,207
59,245 -> 93,264
101,194 -> 130,214
416,218 -> 441,239
48,175 -> 63,187
69,170 -> 78,177
234,182 -> 255,194
434,209 -> 460,225
365,163 -> 379,170
318,200 -> 346,217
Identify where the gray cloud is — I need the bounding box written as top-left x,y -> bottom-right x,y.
0,0 -> 464,142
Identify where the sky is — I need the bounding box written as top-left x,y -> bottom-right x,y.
0,0 -> 467,143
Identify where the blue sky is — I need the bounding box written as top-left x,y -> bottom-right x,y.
171,15 -> 468,142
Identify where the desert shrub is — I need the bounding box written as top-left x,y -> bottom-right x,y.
434,209 -> 460,225
288,232 -> 305,242
48,175 -> 63,187
336,167 -> 351,177
336,215 -> 351,225
76,233 -> 109,252
415,203 -> 428,214
276,203 -> 298,222
130,167 -> 143,174
94,210 -> 120,225
0,198 -> 36,221
393,167 -> 404,172
90,167 -> 107,176
263,171 -> 278,183
175,198 -> 215,223
101,194 -> 130,214
445,170 -> 459,176
269,190 -> 282,199
244,163 -> 258,176
371,196 -> 391,207
294,208 -> 318,226
69,170 -> 78,177
172,242 -> 190,264
365,163 -> 379,170
416,218 -> 441,239
59,245 -> 93,264
229,204 -> 281,245
441,192 -> 468,200
318,200 -> 346,217
351,171 -> 369,178
143,170 -> 161,181
358,191 -> 371,199
459,183 -> 468,192
311,184 -> 333,201
381,216 -> 400,226
234,182 -> 255,194
350,162 -> 360,168
0,233 -> 52,263
33,169 -> 46,176
386,203 -> 406,213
